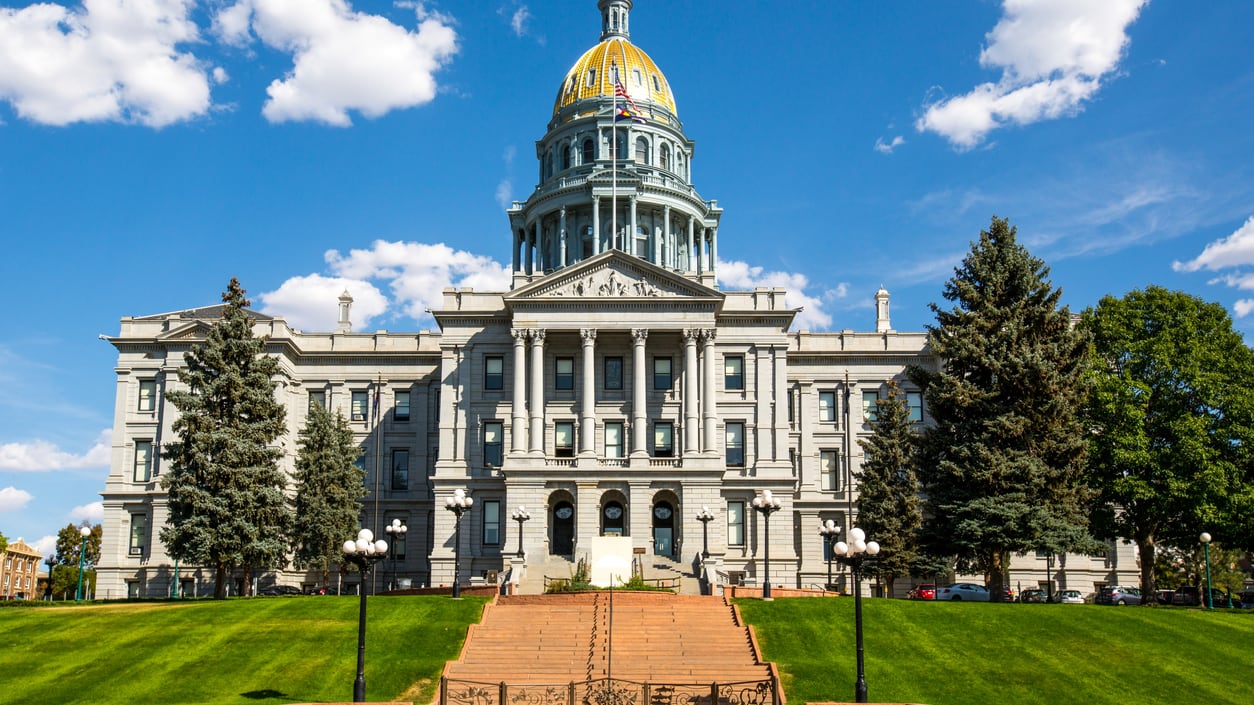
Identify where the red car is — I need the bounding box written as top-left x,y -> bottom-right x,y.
908,583 -> 936,600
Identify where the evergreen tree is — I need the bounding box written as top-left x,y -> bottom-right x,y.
912,216 -> 1092,601
292,401 -> 365,586
856,380 -> 922,596
160,278 -> 291,599
1081,287 -> 1254,603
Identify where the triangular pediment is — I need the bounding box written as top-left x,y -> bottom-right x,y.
506,251 -> 722,302
157,321 -> 214,341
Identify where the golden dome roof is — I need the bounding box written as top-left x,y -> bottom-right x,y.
553,37 -> 677,118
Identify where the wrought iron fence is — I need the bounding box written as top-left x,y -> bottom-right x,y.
441,677 -> 778,705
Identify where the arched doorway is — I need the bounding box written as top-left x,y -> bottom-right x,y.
652,501 -> 675,557
602,500 -> 626,536
552,501 -> 574,555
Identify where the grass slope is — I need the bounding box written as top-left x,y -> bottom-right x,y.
0,596 -> 486,705
736,599 -> 1254,705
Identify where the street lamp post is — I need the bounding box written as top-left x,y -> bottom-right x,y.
44,557 -> 55,601
512,506 -> 531,558
1045,551 -> 1055,603
445,489 -> 473,598
342,528 -> 389,703
385,518 -> 408,591
1200,532 -> 1213,610
696,506 -> 715,558
819,519 -> 841,590
751,490 -> 782,600
74,526 -> 91,601
831,527 -> 881,704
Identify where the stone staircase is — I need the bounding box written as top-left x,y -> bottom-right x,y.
442,592 -> 775,688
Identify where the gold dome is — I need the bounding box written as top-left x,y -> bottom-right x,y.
553,37 -> 677,118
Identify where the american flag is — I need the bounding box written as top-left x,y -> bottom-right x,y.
611,62 -> 645,120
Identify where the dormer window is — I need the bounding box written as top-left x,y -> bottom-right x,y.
586,69 -> 597,87
652,75 -> 661,92
633,69 -> 643,86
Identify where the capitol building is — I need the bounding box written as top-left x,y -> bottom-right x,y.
96,0 -> 1137,599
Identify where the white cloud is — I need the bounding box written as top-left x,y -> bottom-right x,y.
1173,216 -> 1254,273
260,241 -> 512,330
496,144 -> 517,208
0,0 -> 211,127
212,66 -> 230,84
917,0 -> 1148,149
1235,300 -> 1254,318
30,535 -> 57,559
256,274 -> 390,331
70,501 -> 105,523
716,259 -> 831,331
874,136 -> 904,154
0,430 -> 111,471
510,5 -> 530,37
215,0 -> 458,126
0,486 -> 33,512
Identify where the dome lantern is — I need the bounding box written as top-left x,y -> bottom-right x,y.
599,0 -> 632,41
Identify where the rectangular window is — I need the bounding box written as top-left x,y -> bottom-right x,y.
724,355 -> 744,390
862,390 -> 880,422
819,391 -> 836,422
820,450 -> 840,491
555,357 -> 575,390
604,356 -> 623,390
555,421 -> 575,457
133,440 -> 153,482
391,449 -> 409,491
604,421 -> 624,458
726,422 -> 745,467
309,390 -> 327,411
653,357 -> 672,390
351,391 -> 368,421
129,513 -> 148,555
907,391 -> 923,424
727,501 -> 745,546
395,390 -> 411,421
484,421 -> 503,467
485,356 -> 504,390
653,421 -> 674,457
483,500 -> 501,546
138,379 -> 157,411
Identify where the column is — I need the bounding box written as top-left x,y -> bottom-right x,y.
683,329 -> 699,456
710,227 -> 718,278
559,206 -> 568,268
687,218 -> 695,273
701,329 -> 717,453
663,206 -> 672,269
529,329 -> 546,455
525,226 -> 534,275
631,329 -> 648,457
580,328 -> 597,455
534,220 -> 543,273
513,230 -> 520,273
593,196 -> 601,255
511,328 -> 529,454
696,228 -> 705,275
630,196 -> 638,255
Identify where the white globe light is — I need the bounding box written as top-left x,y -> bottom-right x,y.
358,529 -> 374,543
848,527 -> 866,543
375,539 -> 388,554
356,538 -> 370,553
852,540 -> 867,554
763,489 -> 773,502
342,540 -> 357,555
445,496 -> 456,508
834,541 -> 849,556
867,541 -> 881,555
80,526 -> 91,537
1200,532 -> 1212,543
465,496 -> 474,507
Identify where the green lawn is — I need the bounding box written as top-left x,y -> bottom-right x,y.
3,596 -> 1252,705
737,598 -> 1254,705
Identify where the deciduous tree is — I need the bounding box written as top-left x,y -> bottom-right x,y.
54,523 -> 101,566
856,380 -> 922,596
292,401 -> 365,586
160,278 -> 291,599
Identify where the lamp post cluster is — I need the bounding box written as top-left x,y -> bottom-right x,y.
819,519 -> 841,589
74,526 -> 91,601
445,488 -> 473,598
696,506 -> 715,558
341,528 -> 389,703
830,527 -> 881,704
512,506 -> 531,557
751,490 -> 782,599
385,518 -> 408,591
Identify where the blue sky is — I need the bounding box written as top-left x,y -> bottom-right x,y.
3,0 -> 1253,557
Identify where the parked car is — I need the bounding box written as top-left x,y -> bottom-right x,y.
1096,585 -> 1142,606
1156,589 -> 1175,605
1054,589 -> 1085,604
259,585 -> 303,596
1018,588 -> 1048,603
306,585 -> 340,595
907,583 -> 936,600
1171,586 -> 1239,607
1002,587 -> 1016,602
936,583 -> 990,601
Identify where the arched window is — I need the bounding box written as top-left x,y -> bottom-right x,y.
563,145 -> 572,171
660,144 -> 671,171
635,137 -> 649,164
582,138 -> 594,164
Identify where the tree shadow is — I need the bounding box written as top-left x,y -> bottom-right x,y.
240,690 -> 288,700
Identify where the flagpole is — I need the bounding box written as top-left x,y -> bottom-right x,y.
611,61 -> 618,252
373,372 -> 382,595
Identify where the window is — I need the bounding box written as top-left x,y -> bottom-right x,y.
660,144 -> 671,171
391,449 -> 409,491
862,390 -> 880,422
635,136 -> 649,164
308,390 -> 327,411
725,355 -> 744,390
727,501 -> 745,546
653,357 -> 672,390
485,356 -> 504,391
555,357 -> 574,390
907,391 -> 923,424
138,379 -> 157,411
555,421 -> 575,457
129,513 -> 148,555
351,391 -> 368,422
819,391 -> 836,422
483,500 -> 501,546
604,421 -> 624,458
133,440 -> 153,482
586,69 -> 596,87
583,138 -> 594,164
395,390 -> 410,421
653,421 -> 674,457
652,74 -> 661,91
820,450 -> 840,491
604,356 -> 623,390
484,421 -> 503,467
633,68 -> 643,86
726,422 -> 745,467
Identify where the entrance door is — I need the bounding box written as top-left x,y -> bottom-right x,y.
652,502 -> 675,557
602,501 -> 625,536
552,501 -> 575,555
